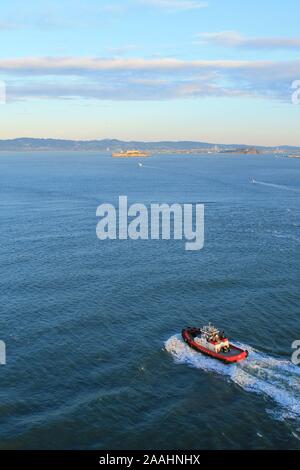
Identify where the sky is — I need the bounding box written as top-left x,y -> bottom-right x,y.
0,0 -> 300,145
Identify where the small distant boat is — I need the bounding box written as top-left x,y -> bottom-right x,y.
182,323 -> 248,364
138,162 -> 143,167
112,149 -> 150,158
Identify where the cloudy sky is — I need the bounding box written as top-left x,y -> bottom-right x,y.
1,0 -> 300,145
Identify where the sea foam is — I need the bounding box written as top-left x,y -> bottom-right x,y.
165,334 -> 300,422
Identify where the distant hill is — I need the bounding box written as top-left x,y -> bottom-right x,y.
0,138 -> 299,153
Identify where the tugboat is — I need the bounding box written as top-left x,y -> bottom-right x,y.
182,323 -> 248,363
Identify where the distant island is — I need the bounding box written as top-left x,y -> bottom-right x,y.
112,149 -> 150,158
0,138 -> 300,155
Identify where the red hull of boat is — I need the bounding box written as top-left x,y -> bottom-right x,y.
182,328 -> 248,364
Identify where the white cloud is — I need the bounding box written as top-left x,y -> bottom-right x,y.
0,56 -> 292,74
6,76 -> 253,102
100,3 -> 125,14
105,45 -> 138,56
0,21 -> 20,30
1,56 -> 298,103
141,0 -> 208,11
196,31 -> 300,49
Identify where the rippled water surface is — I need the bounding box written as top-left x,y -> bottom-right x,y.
0,152 -> 299,449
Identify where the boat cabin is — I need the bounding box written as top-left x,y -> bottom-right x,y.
195,323 -> 230,353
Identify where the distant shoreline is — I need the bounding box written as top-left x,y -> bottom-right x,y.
0,138 -> 300,154
0,150 -> 297,157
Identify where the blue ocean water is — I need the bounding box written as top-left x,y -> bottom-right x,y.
0,152 -> 299,450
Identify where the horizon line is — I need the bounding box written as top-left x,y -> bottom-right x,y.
0,136 -> 299,148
